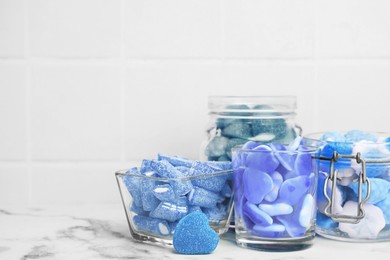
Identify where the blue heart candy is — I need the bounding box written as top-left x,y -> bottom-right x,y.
173,212 -> 219,255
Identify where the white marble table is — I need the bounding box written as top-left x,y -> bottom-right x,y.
1,203 -> 389,260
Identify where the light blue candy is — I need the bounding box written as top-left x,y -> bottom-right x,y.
190,161 -> 227,192
222,123 -> 252,139
123,170 -> 143,208
141,178 -> 160,212
243,168 -> 274,204
350,178 -> 390,204
205,161 -> 232,171
152,184 -> 176,202
188,187 -> 221,209
226,138 -> 247,159
264,171 -> 283,202
133,215 -> 170,236
140,160 -> 153,174
376,191 -> 390,224
345,130 -> 378,142
203,203 -> 227,223
175,166 -> 190,175
150,160 -> 181,178
298,194 -> 314,228
170,180 -> 193,196
157,154 -> 192,167
188,205 -> 202,213
169,221 -> 179,235
320,131 -> 346,142
130,202 -> 148,216
205,136 -> 229,158
243,202 -> 273,226
220,182 -> 232,198
316,212 -> 338,229
258,203 -> 293,216
150,198 -> 189,222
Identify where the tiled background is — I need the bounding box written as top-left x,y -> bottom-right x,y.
1,0 -> 390,205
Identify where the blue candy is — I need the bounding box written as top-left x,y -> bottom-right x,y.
350,178 -> 390,204
123,170 -> 143,208
203,203 -> 228,223
243,202 -> 273,226
130,202 -> 148,216
173,212 -> 219,255
205,136 -> 229,158
133,215 -> 170,236
320,131 -> 346,142
278,175 -> 312,205
264,171 -> 283,202
152,184 -> 176,202
258,203 -> 293,216
243,168 -> 274,204
189,161 -> 227,192
140,160 -> 153,174
252,224 -> 286,238
141,178 -> 160,211
226,138 -> 247,159
251,118 -> 288,141
345,130 -> 378,143
246,145 -> 279,173
222,123 -> 252,139
316,212 -> 338,229
150,198 -> 188,222
376,191 -> 390,224
157,154 -> 192,167
188,187 -> 221,209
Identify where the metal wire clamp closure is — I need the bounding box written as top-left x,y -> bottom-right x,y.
315,152 -> 371,224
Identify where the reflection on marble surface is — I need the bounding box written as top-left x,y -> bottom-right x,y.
1,204 -> 390,260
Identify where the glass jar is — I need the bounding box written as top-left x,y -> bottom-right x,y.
202,96 -> 301,162
304,131 -> 390,242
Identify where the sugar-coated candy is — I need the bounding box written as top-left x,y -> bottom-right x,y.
243,168 -> 274,204
376,191 -> 390,224
157,154 -> 192,168
188,187 -> 221,209
150,198 -> 188,222
258,203 -> 293,217
264,171 -> 283,202
133,215 -> 170,236
345,130 -> 378,143
204,203 -> 228,223
218,155 -> 230,161
320,131 -> 346,142
316,212 -> 337,229
243,202 -> 273,226
252,118 -> 288,141
349,178 -> 390,204
205,136 -> 229,158
226,138 -> 247,159
141,178 -> 160,211
222,123 -> 252,139
152,184 -> 176,202
123,154 -> 233,239
173,212 -> 219,255
339,201 -> 385,239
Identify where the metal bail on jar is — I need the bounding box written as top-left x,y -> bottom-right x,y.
316,151 -> 373,224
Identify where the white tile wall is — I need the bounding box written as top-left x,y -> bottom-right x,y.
0,0 -> 25,57
0,64 -> 27,160
28,0 -> 121,57
30,64 -> 122,161
124,0 -> 221,58
1,0 -> 390,205
224,0 -> 315,58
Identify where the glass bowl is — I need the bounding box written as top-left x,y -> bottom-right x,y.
115,168 -> 234,246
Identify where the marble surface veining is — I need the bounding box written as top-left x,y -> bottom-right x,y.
1,204 -> 390,260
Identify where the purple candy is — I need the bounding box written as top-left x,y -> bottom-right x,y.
246,145 -> 279,173
264,171 -> 283,202
243,168 -> 274,204
278,175 -> 312,205
243,202 -> 273,226
294,153 -> 312,176
252,224 -> 286,238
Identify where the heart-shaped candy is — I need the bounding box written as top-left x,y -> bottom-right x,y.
173,212 -> 219,255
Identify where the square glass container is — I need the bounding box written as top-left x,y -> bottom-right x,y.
115,169 -> 234,246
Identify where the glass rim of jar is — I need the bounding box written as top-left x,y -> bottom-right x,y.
303,131 -> 390,146
115,169 -> 233,181
208,95 -> 297,118
232,145 -> 320,155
